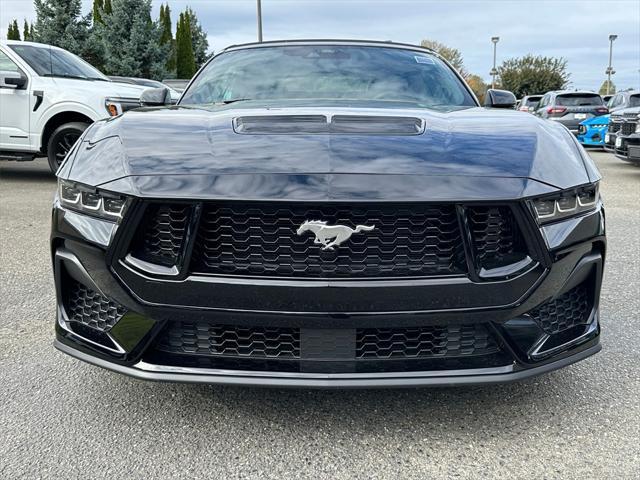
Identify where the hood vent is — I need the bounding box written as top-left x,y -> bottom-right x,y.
330,115 -> 425,135
233,115 -> 425,135
233,115 -> 328,134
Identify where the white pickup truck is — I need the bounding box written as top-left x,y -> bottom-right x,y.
0,40 -> 178,173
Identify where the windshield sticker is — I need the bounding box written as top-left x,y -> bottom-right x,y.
414,56 -> 435,64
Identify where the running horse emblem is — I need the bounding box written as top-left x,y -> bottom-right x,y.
296,220 -> 376,251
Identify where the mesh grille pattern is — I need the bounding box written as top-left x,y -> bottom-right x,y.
468,206 -> 525,268
190,202 -> 466,278
621,121 -> 637,136
66,281 -> 127,332
134,204 -> 190,265
529,285 -> 591,335
608,122 -> 622,133
356,324 -> 499,359
156,322 -> 300,358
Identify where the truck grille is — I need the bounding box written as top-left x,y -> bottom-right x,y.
608,122 -> 622,133
621,121 -> 637,136
190,202 -> 467,278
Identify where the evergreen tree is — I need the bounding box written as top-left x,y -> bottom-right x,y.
23,19 -> 31,41
99,0 -> 167,80
185,8 -> 210,68
33,0 -> 90,55
93,0 -> 104,25
159,3 -> 176,73
176,12 -> 196,78
7,20 -> 21,40
104,0 -> 113,15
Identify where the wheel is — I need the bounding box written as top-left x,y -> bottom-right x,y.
47,122 -> 89,173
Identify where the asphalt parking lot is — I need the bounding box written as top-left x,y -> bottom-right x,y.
1,151 -> 639,479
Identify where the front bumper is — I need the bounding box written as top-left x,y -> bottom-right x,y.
620,133 -> 640,162
578,127 -> 606,146
52,201 -> 606,387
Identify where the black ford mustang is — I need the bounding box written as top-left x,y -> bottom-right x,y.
52,40 -> 605,387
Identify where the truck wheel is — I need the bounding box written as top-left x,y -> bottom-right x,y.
47,122 -> 89,173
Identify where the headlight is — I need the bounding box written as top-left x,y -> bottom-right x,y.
105,99 -> 123,117
58,179 -> 130,221
105,97 -> 142,117
530,183 -> 599,224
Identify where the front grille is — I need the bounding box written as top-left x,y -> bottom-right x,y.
621,121 -> 637,136
149,322 -> 504,372
356,324 -> 499,359
528,284 -> 591,335
65,280 -> 127,332
190,202 -> 467,278
468,206 -> 526,269
131,204 -> 191,266
155,322 -> 301,358
130,201 -> 529,279
608,122 -> 622,133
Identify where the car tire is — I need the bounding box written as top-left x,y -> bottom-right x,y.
47,122 -> 89,174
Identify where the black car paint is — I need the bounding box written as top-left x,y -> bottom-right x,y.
52,41 -> 605,387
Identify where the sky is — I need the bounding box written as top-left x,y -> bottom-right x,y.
2,0 -> 639,90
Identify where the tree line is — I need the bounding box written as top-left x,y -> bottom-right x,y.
420,38 -> 574,100
6,0 -> 209,80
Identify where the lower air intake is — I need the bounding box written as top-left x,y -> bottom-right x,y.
356,324 -> 500,359
65,280 -> 127,332
528,284 -> 591,335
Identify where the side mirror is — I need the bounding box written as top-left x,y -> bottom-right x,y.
0,70 -> 27,89
140,87 -> 172,107
484,89 -> 517,109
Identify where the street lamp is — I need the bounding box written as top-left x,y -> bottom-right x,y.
606,34 -> 617,95
257,0 -> 263,42
491,36 -> 500,89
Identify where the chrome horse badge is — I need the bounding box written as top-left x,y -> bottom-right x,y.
296,220 -> 375,251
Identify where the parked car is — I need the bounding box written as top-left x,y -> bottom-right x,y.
517,94 -> 542,112
606,89 -> 640,112
602,94 -> 613,104
534,90 -> 609,135
606,107 -> 640,159
52,40 -> 604,388
108,76 -> 180,102
622,112 -> 640,163
577,114 -> 610,147
0,40 -> 153,172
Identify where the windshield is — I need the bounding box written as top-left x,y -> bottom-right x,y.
524,96 -> 541,106
180,45 -> 476,110
9,44 -> 109,81
556,94 -> 602,107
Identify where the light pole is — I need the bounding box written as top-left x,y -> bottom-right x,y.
606,34 -> 617,94
257,0 -> 263,42
491,36 -> 500,89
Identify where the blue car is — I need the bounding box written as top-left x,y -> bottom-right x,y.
578,114 -> 610,147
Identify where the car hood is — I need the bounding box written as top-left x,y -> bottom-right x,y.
64,105 -> 598,199
50,77 -> 149,99
612,106 -> 640,119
